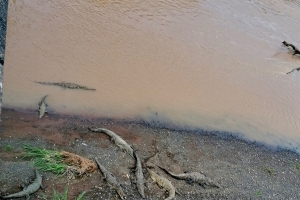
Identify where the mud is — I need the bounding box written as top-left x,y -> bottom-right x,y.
0,108 -> 300,199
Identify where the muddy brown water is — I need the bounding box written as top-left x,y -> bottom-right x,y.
2,0 -> 300,152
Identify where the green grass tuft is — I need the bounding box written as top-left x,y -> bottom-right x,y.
52,187 -> 68,200
256,190 -> 262,197
23,145 -> 67,174
296,162 -> 300,170
76,191 -> 86,200
264,167 -> 275,175
5,145 -> 12,151
39,187 -> 86,200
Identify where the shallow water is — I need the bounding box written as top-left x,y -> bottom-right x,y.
3,0 -> 300,152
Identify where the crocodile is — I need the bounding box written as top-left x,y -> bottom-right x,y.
35,81 -> 96,91
88,127 -> 134,158
133,151 -> 145,198
286,67 -> 300,74
38,95 -> 48,118
147,168 -> 175,200
1,169 -> 43,200
94,158 -> 125,200
282,41 -> 300,56
158,166 -> 220,188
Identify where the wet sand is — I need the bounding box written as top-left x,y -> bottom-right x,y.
0,108 -> 300,199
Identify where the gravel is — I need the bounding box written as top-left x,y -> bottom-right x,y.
0,110 -> 300,199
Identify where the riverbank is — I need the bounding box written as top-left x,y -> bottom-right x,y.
0,108 -> 299,199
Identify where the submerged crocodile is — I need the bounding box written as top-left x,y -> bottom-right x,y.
282,41 -> 300,56
94,158 -> 125,200
286,67 -> 300,74
158,166 -> 220,188
38,95 -> 48,118
35,81 -> 96,91
133,151 -> 145,198
1,169 -> 43,200
148,168 -> 175,200
88,127 -> 134,158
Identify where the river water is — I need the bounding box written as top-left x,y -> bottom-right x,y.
3,0 -> 300,152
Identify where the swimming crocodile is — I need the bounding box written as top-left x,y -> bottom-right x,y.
1,169 -> 43,200
147,168 -> 175,200
88,127 -> 134,158
158,166 -> 220,188
38,95 -> 48,118
282,41 -> 300,56
133,151 -> 145,198
94,158 -> 125,200
286,67 -> 300,74
35,81 -> 96,91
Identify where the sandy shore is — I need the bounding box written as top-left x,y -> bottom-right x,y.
0,108 -> 300,200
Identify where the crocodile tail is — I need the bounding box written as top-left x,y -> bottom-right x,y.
209,179 -> 221,188
157,165 -> 171,175
35,81 -> 47,84
157,165 -> 166,171
116,189 -> 125,200
42,95 -> 48,101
